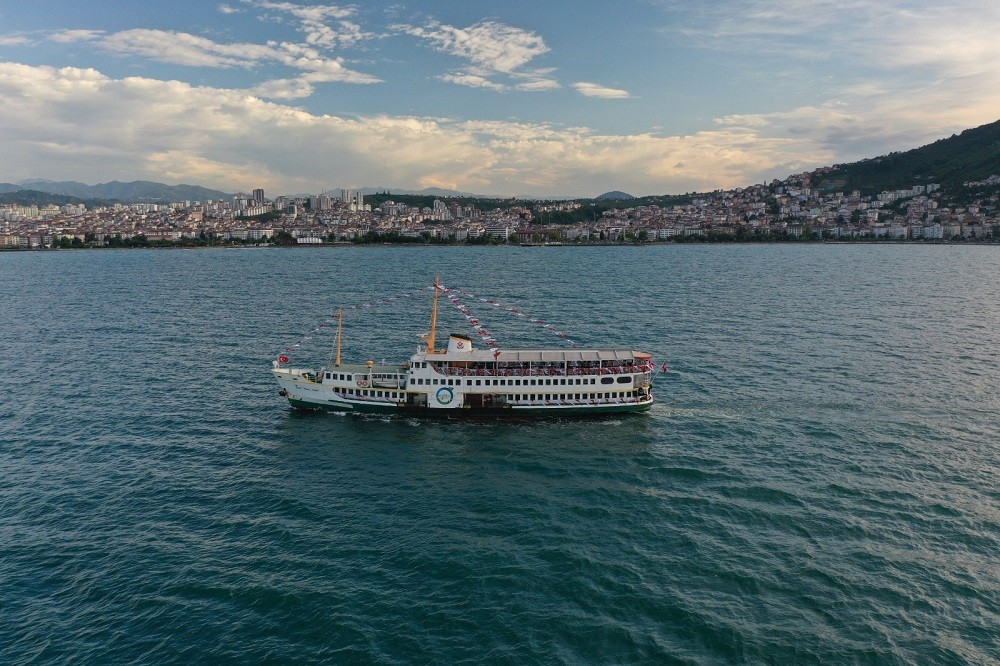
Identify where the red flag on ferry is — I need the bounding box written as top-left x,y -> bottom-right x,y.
493,350 -> 501,359
279,355 -> 289,363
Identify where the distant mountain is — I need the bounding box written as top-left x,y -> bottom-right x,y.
7,180 -> 233,203
595,191 -> 635,201
0,189 -> 114,207
814,119 -> 1000,195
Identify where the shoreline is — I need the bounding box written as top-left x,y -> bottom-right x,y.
3,239 -> 999,252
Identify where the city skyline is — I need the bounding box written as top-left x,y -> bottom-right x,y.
1,1 -> 998,197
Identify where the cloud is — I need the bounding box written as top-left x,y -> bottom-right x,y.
440,73 -> 506,91
247,1 -> 372,48
0,34 -> 34,47
515,78 -> 561,92
649,0 -> 1000,163
657,0 -> 1000,78
0,61 -> 847,197
40,1 -> 380,99
100,29 -> 274,67
396,20 -> 548,73
572,82 -> 631,99
395,19 -> 554,91
86,28 -> 380,87
47,29 -> 105,43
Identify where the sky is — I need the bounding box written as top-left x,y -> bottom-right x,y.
1,1 -> 998,198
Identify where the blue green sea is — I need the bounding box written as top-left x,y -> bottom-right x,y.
2,245 -> 998,663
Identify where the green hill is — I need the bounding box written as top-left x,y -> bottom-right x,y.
0,189 -> 116,208
815,119 -> 1000,195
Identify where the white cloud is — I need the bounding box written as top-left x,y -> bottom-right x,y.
47,29 -> 104,43
396,20 -> 549,73
247,1 -> 371,48
440,73 -> 506,91
89,28 -> 380,86
0,61 -> 849,197
40,1 -> 381,101
100,29 -> 277,67
572,82 -> 631,99
515,78 -> 561,92
649,0 -> 1000,163
0,34 -> 34,46
251,76 -> 317,99
395,19 -> 554,92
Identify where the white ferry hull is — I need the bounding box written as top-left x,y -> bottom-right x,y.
273,345 -> 656,417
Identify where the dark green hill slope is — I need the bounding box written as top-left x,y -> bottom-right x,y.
816,119 -> 1000,195
0,189 -> 115,208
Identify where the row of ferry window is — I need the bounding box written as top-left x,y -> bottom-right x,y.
344,389 -> 400,399
509,391 -> 638,402
411,376 -> 631,387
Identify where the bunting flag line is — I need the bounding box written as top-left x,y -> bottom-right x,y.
277,282 -> 583,366
435,287 -> 500,352
435,283 -> 579,348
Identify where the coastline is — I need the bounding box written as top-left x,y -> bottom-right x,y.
4,239 -> 999,252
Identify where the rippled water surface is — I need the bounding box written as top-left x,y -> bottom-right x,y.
2,245 -> 999,663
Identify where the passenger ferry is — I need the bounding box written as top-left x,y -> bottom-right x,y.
272,280 -> 656,416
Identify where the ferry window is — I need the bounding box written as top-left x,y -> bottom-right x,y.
601,377 -> 614,384
617,376 -> 632,384
500,380 -> 506,386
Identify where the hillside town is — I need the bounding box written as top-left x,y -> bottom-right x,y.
2,172 -> 999,249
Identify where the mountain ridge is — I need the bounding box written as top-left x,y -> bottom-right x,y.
1,180 -> 233,203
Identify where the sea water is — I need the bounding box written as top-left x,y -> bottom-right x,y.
1,244 -> 998,662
